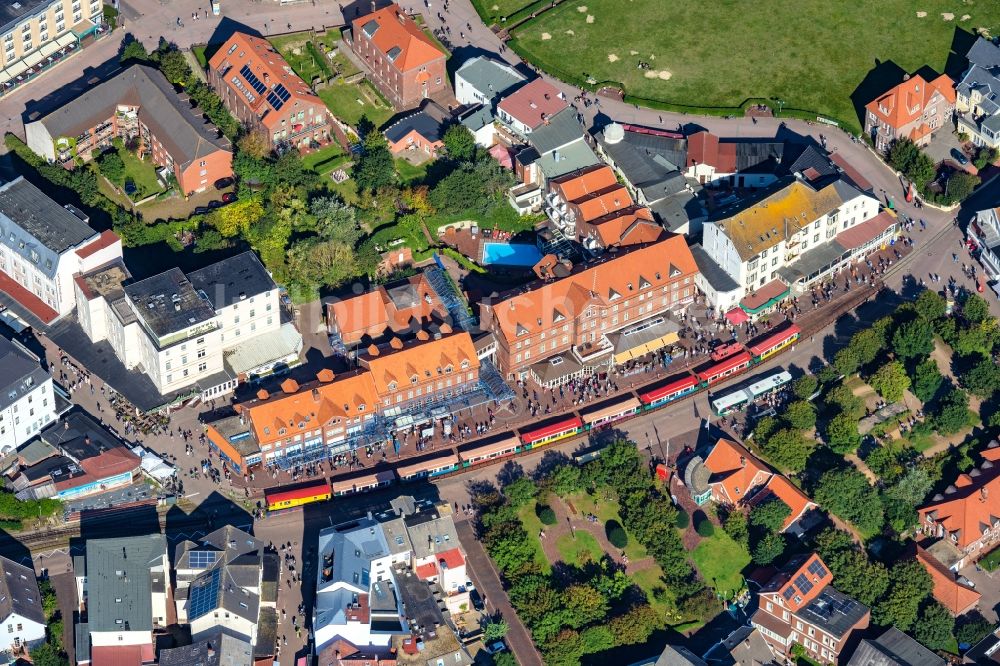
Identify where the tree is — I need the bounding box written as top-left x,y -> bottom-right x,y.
826,385 -> 865,419
549,462 -> 583,496
813,467 -> 883,535
752,532 -> 786,565
562,584 -> 609,629
963,293 -> 992,325
97,150 -> 125,184
695,515 -> 714,537
157,47 -> 192,85
826,550 -> 890,607
353,133 -> 396,193
606,520 -> 628,548
760,428 -> 815,472
872,559 -> 933,631
312,196 -> 362,245
793,375 -> 818,400
885,468 -> 933,507
945,171 -> 980,202
887,138 -> 936,185
956,612 -> 994,645
912,359 -> 944,402
237,130 -> 272,159
864,443 -> 905,484
954,320 -> 1000,356
893,319 -> 935,360
536,504 -> 556,526
914,289 -> 947,321
482,617 -> 509,642
502,477 -> 536,507
825,413 -> 861,454
723,509 -> 749,549
849,328 -> 885,368
785,400 -> 817,430
749,497 -> 791,533
208,196 -> 265,237
442,124 -> 477,162
29,643 -> 67,666
675,508 -> 690,529
870,361 -> 911,403
608,603 -> 658,645
933,388 -> 972,435
119,37 -> 149,63
493,653 -> 518,666
833,346 -> 860,376
285,237 -> 358,290
579,625 -> 615,654
964,356 -> 1000,398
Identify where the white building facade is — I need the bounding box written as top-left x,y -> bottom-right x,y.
0,337 -> 56,454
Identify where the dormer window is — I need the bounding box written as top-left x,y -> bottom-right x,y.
461,359 -> 470,369
445,365 -> 453,373
358,404 -> 365,412
410,376 -> 418,384
278,428 -> 286,435
388,381 -> 397,391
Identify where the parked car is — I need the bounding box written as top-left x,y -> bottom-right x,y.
222,192 -> 237,203
484,640 -> 507,655
214,177 -> 234,190
207,200 -> 222,209
194,206 -> 210,215
952,148 -> 969,165
469,589 -> 484,611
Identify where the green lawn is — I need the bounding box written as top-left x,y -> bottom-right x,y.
395,158 -> 429,185
318,81 -> 394,129
690,529 -> 751,599
508,0 -> 1000,131
119,150 -> 163,200
555,530 -> 604,566
303,143 -> 348,174
518,501 -> 553,573
471,0 -> 537,23
981,545 -> 1000,571
192,45 -> 208,69
564,490 -> 648,560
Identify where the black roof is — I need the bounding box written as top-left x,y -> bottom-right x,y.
124,268 -> 217,338
0,336 -> 48,414
689,243 -> 739,293
846,627 -> 945,666
782,144 -> 838,179
797,587 -> 869,639
596,125 -> 688,202
187,251 -> 275,310
0,0 -> 55,36
384,101 -> 451,145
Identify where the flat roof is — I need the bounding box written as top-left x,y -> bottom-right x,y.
187,251 -> 275,310
0,0 -> 58,41
124,267 -> 217,338
0,177 -> 97,255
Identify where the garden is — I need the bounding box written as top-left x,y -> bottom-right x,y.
95,139 -> 165,201
501,0 -> 1000,131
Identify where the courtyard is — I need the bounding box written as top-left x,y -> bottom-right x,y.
505,0 -> 1000,131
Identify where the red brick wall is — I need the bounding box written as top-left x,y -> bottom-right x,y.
176,148 -> 234,195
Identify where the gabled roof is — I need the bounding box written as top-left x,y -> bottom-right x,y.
846,626 -> 946,666
384,101 -> 451,145
916,544 -> 981,615
759,553 -> 832,613
968,36 -> 1000,70
586,206 -> 663,248
703,438 -> 771,504
573,184 -> 633,222
359,332 -> 479,396
0,336 -> 49,415
455,56 -> 527,100
551,164 -> 620,202
528,107 -> 584,154
865,73 -> 956,132
918,443 -> 1000,549
747,475 -> 816,532
0,556 -> 44,625
497,78 -> 568,131
485,235 -> 697,344
351,4 -> 446,73
85,534 -> 166,632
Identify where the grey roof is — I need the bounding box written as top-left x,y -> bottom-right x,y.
187,252 -> 275,311
846,627 -> 945,666
74,622 -> 90,662
690,244 -> 739,293
392,561 -> 442,636
731,140 -> 785,173
783,144 -> 837,179
0,0 -> 60,39
650,190 -> 704,233
0,556 -> 44,625
459,104 -> 493,132
201,525 -> 264,559
254,607 -> 277,658
596,125 -> 688,202
968,37 -> 1000,70
0,336 -> 48,415
124,267 -> 217,339
384,101 -> 451,145
41,411 -> 126,463
404,511 -> 459,560
84,534 -> 167,632
957,62 -> 1000,116
0,177 -> 98,279
528,107 -> 584,155
964,627 -> 1000,664
777,239 -> 848,285
316,517 -> 389,594
35,65 -> 231,170
455,56 -> 527,102
381,516 -> 414,557
158,632 -> 253,666
537,137 -> 600,179
656,644 -> 708,666
797,586 -> 869,639
187,565 -> 259,623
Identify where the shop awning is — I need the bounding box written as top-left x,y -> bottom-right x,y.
606,316 -> 680,363
6,60 -> 28,78
71,18 -> 97,37
23,51 -> 43,68
55,33 -> 77,48
40,42 -> 59,57
740,279 -> 790,314
0,70 -> 11,85
725,307 -> 750,325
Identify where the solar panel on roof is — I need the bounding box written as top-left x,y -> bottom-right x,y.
187,568 -> 221,620
267,83 -> 292,111
807,559 -> 828,579
240,64 -> 266,95
782,586 -> 795,600
189,550 -> 219,569
793,573 -> 814,597
274,83 -> 291,102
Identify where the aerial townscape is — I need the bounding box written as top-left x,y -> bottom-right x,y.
8,3 -> 1000,666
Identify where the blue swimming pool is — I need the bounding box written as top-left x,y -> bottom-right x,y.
482,242 -> 543,267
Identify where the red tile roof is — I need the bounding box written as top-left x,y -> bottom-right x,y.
865,73 -> 956,133
918,447 -> 1000,549
54,446 -> 140,492
75,230 -> 120,259
589,207 -> 662,247
748,475 -> 816,531
831,153 -> 873,192
551,164 -> 619,202
762,553 -> 832,612
351,4 -> 446,73
91,644 -> 154,666
497,78 -> 568,130
0,272 -> 59,323
703,438 -> 771,504
415,561 -> 438,580
916,545 -> 981,615
438,547 -> 465,569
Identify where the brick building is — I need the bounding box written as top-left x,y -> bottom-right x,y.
208,31 -> 332,151
25,64 -> 233,195
864,72 -> 955,152
751,553 -> 870,664
479,236 -> 698,383
348,3 -> 448,111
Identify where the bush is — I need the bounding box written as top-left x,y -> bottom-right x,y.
536,504 -> 557,526
695,514 -> 715,537
674,508 -> 690,529
605,520 -> 628,548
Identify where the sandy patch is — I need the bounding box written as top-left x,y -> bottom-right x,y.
643,70 -> 658,78
577,4 -> 587,11
607,53 -> 619,62
643,70 -> 672,80
492,4 -> 498,9
962,14 -> 971,20
942,12 -> 954,20
630,50 -> 639,55
541,32 -> 551,40
586,14 -> 594,22
916,11 -> 926,17
658,70 -> 672,80
565,29 -> 574,35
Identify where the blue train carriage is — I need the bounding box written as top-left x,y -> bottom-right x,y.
581,395 -> 642,430
710,369 -> 793,416
396,451 -> 461,481
459,433 -> 522,467
639,373 -> 701,409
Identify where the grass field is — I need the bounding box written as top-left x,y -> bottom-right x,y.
120,151 -> 163,200
318,81 -> 394,129
518,501 -> 553,573
690,529 -> 750,598
395,158 -> 429,185
509,0 -> 1000,131
555,531 -> 604,566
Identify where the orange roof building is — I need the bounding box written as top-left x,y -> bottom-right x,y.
703,438 -> 771,506
918,441 -> 1000,565
916,545 -> 981,616
864,72 -> 956,151
479,235 -> 698,379
748,475 -> 818,532
208,32 -> 333,150
349,3 -> 449,111
326,274 -> 448,347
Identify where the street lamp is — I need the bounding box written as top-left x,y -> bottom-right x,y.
773,98 -> 785,117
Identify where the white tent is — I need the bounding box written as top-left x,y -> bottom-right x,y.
131,445 -> 175,481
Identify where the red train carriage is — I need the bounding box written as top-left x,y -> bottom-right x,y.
639,374 -> 701,407
520,416 -> 584,448
696,350 -> 753,385
748,322 -> 801,361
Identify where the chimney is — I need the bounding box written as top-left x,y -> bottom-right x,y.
280,378 -> 300,394
739,455 -> 746,467
439,323 -> 452,334
416,330 -> 430,341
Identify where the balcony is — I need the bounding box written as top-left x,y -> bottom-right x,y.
572,338 -> 613,364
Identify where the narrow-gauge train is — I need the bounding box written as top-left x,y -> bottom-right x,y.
710,369 -> 793,416
263,321 -> 801,512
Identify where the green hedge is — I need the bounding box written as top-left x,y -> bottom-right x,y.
605,520 -> 628,548
536,503 -> 557,525
695,516 -> 715,537
675,508 -> 690,529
